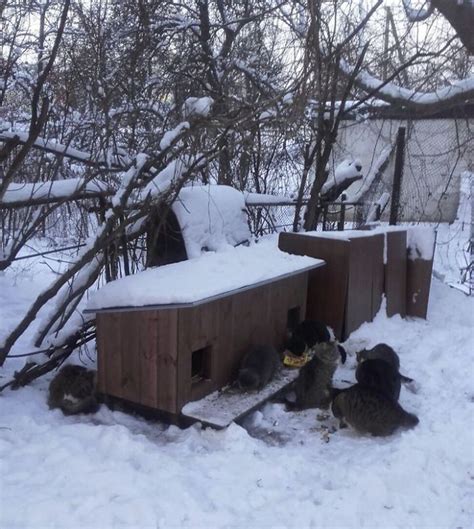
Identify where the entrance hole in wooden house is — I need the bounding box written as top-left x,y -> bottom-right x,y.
287,306 -> 301,332
191,346 -> 212,383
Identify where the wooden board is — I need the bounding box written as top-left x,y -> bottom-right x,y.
345,237 -> 374,337
406,258 -> 434,318
97,309 -> 179,414
181,367 -> 300,429
279,232 -> 348,340
370,234 -> 385,321
385,230 -> 407,317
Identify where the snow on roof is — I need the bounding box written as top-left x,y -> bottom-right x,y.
2,178 -> 110,205
302,226 -> 407,241
171,184 -> 251,259
86,239 -> 323,311
296,225 -> 435,263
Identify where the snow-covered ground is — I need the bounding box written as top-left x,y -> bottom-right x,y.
1,241 -> 473,529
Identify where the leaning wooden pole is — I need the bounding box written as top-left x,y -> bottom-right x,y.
389,126 -> 406,226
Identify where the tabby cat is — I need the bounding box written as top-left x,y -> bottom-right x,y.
292,341 -> 340,409
331,384 -> 419,437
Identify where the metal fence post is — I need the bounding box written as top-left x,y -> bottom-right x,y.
337,194 -> 346,231
389,126 -> 406,225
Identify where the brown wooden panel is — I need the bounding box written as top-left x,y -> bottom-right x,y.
370,234 -> 385,320
96,310 -> 178,413
345,237 -> 375,337
406,258 -> 433,318
119,311 -> 141,403
98,312 -> 123,398
177,296 -> 233,409
138,312 -> 159,409
385,231 -> 407,317
269,273 -> 308,345
96,313 -> 107,394
229,283 -> 273,375
176,272 -> 309,411
279,232 -> 349,340
154,309 -> 178,413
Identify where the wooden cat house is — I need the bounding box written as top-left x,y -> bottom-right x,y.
279,226 -> 435,340
146,184 -> 252,267
86,242 -> 323,424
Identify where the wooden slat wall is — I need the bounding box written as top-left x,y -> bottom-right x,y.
345,234 -> 384,336
385,231 -> 407,317
406,258 -> 434,318
370,234 -> 385,321
279,232 -> 349,339
345,237 -> 374,336
97,309 -> 179,413
279,232 -> 387,340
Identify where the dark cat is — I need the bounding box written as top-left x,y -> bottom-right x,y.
285,319 -> 346,364
292,320 -> 330,347
357,343 -> 412,383
48,364 -> 99,415
331,384 -> 419,436
292,341 -> 340,409
238,345 -> 280,391
355,358 -> 402,402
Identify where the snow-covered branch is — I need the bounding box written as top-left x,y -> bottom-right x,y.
340,60 -> 474,112
1,178 -> 112,208
0,130 -> 129,170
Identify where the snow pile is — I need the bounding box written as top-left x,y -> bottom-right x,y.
407,226 -> 436,261
86,238 -> 322,310
183,96 -> 214,118
2,178 -> 110,205
321,159 -> 363,196
172,184 -> 251,259
1,256 -> 473,528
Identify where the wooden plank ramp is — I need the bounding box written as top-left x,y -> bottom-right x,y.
181,367 -> 300,429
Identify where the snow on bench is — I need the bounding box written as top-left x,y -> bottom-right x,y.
181,366 -> 299,429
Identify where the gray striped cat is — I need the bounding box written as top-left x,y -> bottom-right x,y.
292,341 -> 340,409
331,384 -> 419,436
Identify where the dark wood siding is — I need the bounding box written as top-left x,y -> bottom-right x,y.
385,231 -> 407,317
279,232 -> 348,339
406,258 -> 434,318
279,232 -> 385,340
345,234 -> 384,336
97,309 -> 179,413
